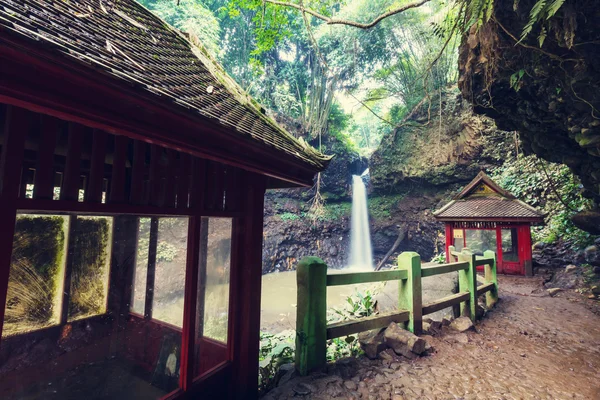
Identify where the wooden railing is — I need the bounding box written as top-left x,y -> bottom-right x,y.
294,248 -> 498,375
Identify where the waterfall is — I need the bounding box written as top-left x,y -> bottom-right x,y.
348,174 -> 373,271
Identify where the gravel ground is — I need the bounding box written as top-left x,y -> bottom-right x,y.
262,275 -> 600,400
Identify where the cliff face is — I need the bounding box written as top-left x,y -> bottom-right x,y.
457,0 -> 600,207
261,90 -> 512,274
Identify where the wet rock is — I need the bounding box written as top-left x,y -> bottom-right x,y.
565,264 -> 577,273
358,328 -> 387,360
450,316 -> 474,332
584,245 -> 600,266
384,323 -> 427,355
547,288 -> 563,297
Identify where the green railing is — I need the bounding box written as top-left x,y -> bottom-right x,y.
294,248 -> 498,375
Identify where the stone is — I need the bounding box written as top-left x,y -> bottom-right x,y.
423,320 -> 442,334
292,382 -> 315,396
449,316 -> 474,332
358,328 -> 387,360
565,264 -> 577,273
275,363 -> 296,387
476,304 -> 486,319
344,380 -> 358,391
442,316 -> 453,326
593,266 -> 600,275
591,285 -> 600,296
384,322 -> 427,355
378,348 -> 397,361
547,288 -> 563,297
447,333 -> 469,344
584,245 -> 600,266
572,211 -> 600,236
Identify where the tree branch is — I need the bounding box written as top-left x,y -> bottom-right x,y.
264,0 -> 432,29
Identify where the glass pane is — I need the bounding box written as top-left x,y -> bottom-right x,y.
194,217 -> 232,378
3,214 -> 68,337
131,217 -> 151,315
152,217 -> 188,327
203,218 -> 232,342
68,216 -> 113,321
465,229 -> 496,256
452,229 -> 464,252
502,228 -> 520,262
0,214 -> 183,400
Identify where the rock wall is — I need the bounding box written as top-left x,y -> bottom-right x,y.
262,90 -> 512,274
457,0 -> 600,206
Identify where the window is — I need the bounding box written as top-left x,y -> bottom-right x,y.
453,229 -> 464,252
131,217 -> 151,315
68,216 -> 113,321
2,214 -> 68,337
202,218 -> 232,343
152,217 -> 189,327
465,229 -> 496,256
501,228 -> 520,262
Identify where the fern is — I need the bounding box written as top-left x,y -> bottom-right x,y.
519,0 -> 567,46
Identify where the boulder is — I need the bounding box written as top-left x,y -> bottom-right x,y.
591,286 -> 600,296
422,319 -> 442,334
565,265 -> 577,273
547,288 -> 563,297
571,211 -> 600,235
449,316 -> 474,333
383,322 -> 427,355
358,328 -> 387,360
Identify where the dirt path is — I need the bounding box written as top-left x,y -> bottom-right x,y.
263,276 -> 600,400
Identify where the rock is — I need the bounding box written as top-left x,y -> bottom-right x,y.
572,211 -> 600,235
292,382 -> 316,396
384,322 -> 427,355
547,288 -> 563,297
344,380 -> 358,391
378,348 -> 397,361
591,286 -> 600,296
449,316 -> 474,332
447,333 -> 469,344
476,304 -> 486,319
423,320 -> 442,334
358,328 -> 387,360
593,266 -> 600,275
533,241 -> 546,250
565,264 -> 577,273
584,245 -> 600,266
442,316 -> 453,326
275,363 -> 296,387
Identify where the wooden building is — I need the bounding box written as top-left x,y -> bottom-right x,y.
434,172 -> 544,276
0,1 -> 329,399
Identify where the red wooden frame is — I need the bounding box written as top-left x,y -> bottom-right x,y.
445,222 -> 534,276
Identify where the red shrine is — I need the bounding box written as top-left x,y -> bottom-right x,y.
434,172 -> 545,276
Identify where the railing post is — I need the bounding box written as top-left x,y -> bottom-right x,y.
483,250 -> 498,308
458,248 -> 477,321
397,252 -> 422,335
448,245 -> 456,262
295,256 -> 327,376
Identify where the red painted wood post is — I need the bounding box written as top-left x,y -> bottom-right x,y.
86,130 -> 108,203
34,115 -> 59,200
522,226 -> 533,276
295,256 -> 327,376
0,106 -> 29,338
180,215 -> 201,391
61,123 -> 84,201
230,173 -> 265,400
397,252 -> 422,334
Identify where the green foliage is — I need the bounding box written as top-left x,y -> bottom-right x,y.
490,155 -> 598,250
519,0 -> 566,46
509,69 -> 525,92
157,241 -> 178,262
259,330 -> 295,392
279,212 -> 301,221
431,253 -> 446,264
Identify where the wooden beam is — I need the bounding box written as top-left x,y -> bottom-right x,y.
86,130 -> 108,203
176,153 -> 190,209
109,135 -> 128,204
230,173 -> 265,399
326,269 -> 408,287
34,115 -> 60,200
0,106 -> 29,338
60,123 -> 84,202
422,292 -> 470,316
129,140 -> 146,205
326,310 -> 409,340
144,217 -> 159,319
180,216 -> 201,390
421,262 -> 469,277
476,282 -> 495,296
163,149 -> 177,208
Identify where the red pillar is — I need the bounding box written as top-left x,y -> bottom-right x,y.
444,223 -> 452,263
